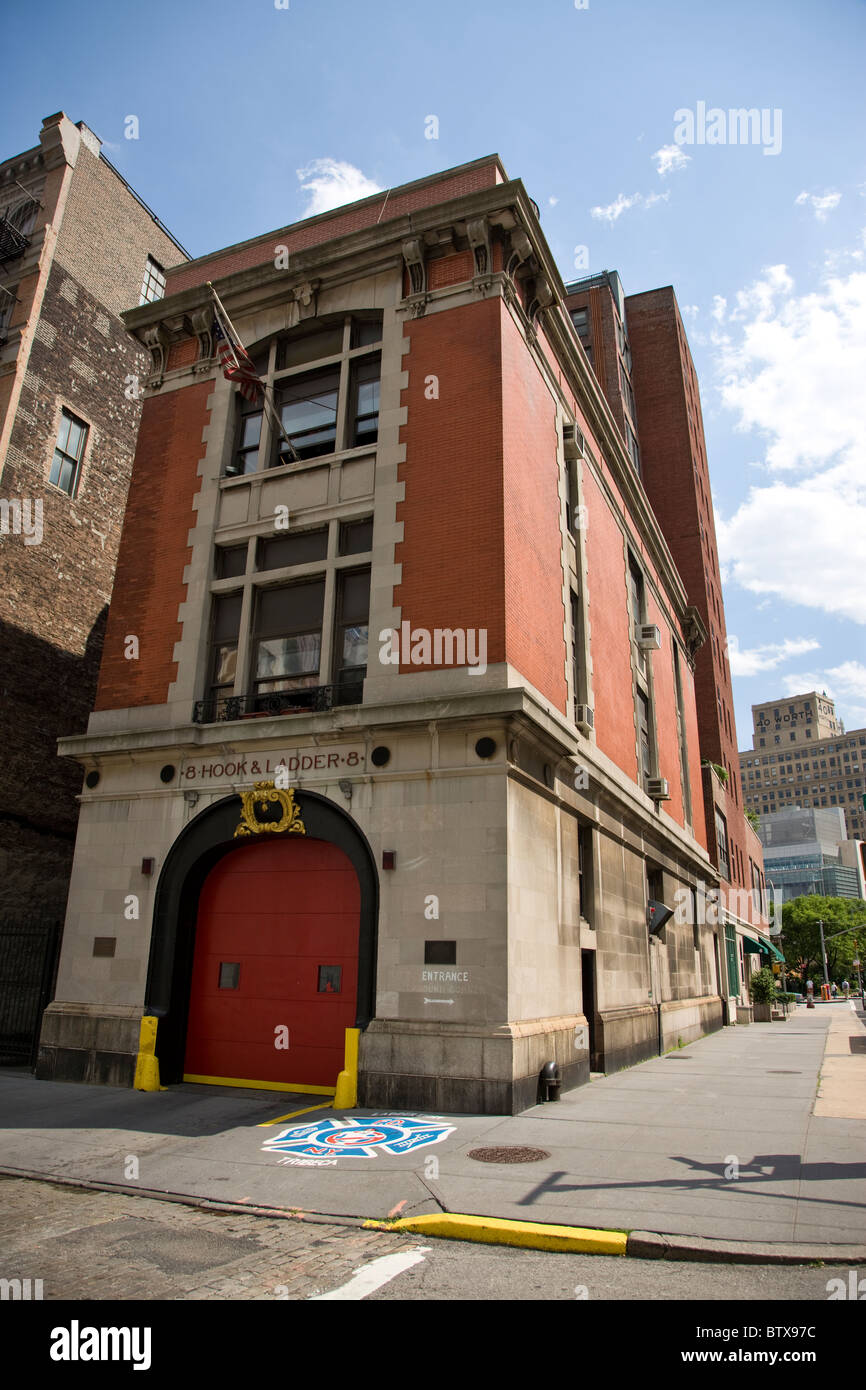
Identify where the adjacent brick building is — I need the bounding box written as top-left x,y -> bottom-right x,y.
0,113 -> 187,927
41,156 -> 772,1108
564,275 -> 773,1006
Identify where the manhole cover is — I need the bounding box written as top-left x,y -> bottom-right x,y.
467,1146 -> 550,1164
767,1070 -> 802,1074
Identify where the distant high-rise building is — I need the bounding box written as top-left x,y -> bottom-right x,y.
756,805 -> 865,902
739,691 -> 866,843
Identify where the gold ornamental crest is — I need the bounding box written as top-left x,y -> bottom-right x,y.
234,781 -> 306,838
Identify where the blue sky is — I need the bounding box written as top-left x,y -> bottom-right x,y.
4,0 -> 864,741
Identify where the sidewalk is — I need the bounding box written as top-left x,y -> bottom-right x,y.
1,1004 -> 864,1257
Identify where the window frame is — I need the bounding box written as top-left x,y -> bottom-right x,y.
49,408 -> 89,497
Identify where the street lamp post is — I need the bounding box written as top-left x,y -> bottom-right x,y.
765,878 -> 787,994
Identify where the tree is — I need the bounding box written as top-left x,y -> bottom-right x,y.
781,895 -> 866,985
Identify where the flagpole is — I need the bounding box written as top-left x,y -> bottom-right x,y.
206,281 -> 300,463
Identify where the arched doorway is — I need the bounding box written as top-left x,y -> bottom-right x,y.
144,789 -> 378,1087
183,836 -> 360,1087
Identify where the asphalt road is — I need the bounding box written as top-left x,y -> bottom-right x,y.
1,1177 -> 860,1302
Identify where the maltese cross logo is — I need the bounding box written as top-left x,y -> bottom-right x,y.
262,1114 -> 455,1159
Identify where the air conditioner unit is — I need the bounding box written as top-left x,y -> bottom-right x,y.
563,423 -> 586,462
575,704 -> 594,732
647,777 -> 671,801
636,624 -> 661,650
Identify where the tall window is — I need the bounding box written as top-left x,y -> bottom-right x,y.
715,809 -> 730,880
333,570 -> 370,692
252,580 -> 325,700
672,643 -> 693,825
199,515 -> 373,723
629,555 -> 656,785
225,314 -> 382,478
139,256 -> 166,305
50,409 -> 88,496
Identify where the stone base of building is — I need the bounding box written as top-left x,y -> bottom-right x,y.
358,1015 -> 589,1115
36,1002 -> 141,1087
596,994 -> 723,1074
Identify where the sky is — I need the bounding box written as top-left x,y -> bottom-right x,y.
3,0 -> 864,742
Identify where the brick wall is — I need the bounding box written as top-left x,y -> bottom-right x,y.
0,263 -> 149,917
52,144 -> 186,318
395,297 -> 506,668
94,381 -> 211,711
500,304 -> 567,714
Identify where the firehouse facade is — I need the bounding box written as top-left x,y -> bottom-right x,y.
39,156 -> 768,1112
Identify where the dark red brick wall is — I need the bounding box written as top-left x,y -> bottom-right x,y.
94,381 -> 210,710
395,298 -> 506,671
627,287 -> 762,905
501,305 -> 567,714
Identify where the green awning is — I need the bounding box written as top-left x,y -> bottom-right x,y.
758,936 -> 786,965
744,934 -> 786,964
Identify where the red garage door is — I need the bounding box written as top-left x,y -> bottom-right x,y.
184,836 -> 360,1088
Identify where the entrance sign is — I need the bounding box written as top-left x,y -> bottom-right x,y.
180,745 -> 365,786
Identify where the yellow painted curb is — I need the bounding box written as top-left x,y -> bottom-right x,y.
257,1101 -> 333,1127
182,1074 -> 335,1095
363,1213 -> 627,1255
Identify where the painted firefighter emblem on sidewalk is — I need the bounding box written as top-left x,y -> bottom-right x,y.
262,1114 -> 455,1160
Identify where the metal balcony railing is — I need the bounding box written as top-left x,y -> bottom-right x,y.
192,681 -> 364,725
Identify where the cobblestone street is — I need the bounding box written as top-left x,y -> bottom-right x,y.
0,1177 -> 417,1301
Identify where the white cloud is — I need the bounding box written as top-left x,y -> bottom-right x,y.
795,189 -> 842,221
711,294 -> 727,323
780,662 -> 866,728
548,195 -> 559,207
713,256 -> 866,625
297,159 -> 382,216
727,636 -> 821,678
590,190 -> 669,223
681,304 -> 700,319
653,144 -> 691,177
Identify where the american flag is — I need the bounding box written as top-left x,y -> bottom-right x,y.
212,305 -> 263,404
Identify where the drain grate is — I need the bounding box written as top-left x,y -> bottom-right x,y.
467,1146 -> 550,1164
767,1070 -> 802,1074
665,1054 -> 692,1059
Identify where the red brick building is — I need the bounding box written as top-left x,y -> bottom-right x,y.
41,157 -> 771,1107
564,273 -> 772,1002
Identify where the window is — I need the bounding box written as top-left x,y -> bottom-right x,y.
351,355 -> 380,447
225,314 -> 382,476
276,365 -> 340,462
139,256 -> 166,305
333,569 -> 370,693
0,284 -> 17,340
252,579 -> 325,700
208,593 -> 242,703
258,529 -> 328,570
50,409 -> 88,496
339,518 -> 373,555
637,690 -> 652,780
715,809 -> 730,880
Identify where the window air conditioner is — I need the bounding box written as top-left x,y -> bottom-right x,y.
575,704 -> 594,732
636,624 -> 661,650
647,777 -> 671,800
